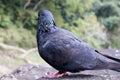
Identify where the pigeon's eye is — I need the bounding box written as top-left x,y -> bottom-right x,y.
40,14 -> 45,16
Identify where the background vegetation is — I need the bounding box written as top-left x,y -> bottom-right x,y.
0,0 -> 120,77
0,0 -> 120,49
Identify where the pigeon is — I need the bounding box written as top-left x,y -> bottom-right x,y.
36,10 -> 120,78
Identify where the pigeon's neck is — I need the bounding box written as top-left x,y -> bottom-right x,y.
38,24 -> 57,34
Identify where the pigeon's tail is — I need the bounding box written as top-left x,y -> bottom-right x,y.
102,53 -> 120,72
111,68 -> 120,72
103,54 -> 120,63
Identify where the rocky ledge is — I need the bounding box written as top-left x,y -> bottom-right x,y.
0,49 -> 120,80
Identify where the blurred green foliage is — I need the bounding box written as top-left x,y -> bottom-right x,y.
93,0 -> 120,48
0,0 -> 120,49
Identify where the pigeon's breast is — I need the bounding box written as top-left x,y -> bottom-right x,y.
42,40 -> 50,48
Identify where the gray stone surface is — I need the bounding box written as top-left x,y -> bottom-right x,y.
0,49 -> 120,80
1,64 -> 120,80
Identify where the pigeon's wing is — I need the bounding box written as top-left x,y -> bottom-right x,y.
41,29 -> 120,72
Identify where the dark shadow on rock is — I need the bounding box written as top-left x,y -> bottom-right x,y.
37,74 -> 106,80
63,74 -> 97,78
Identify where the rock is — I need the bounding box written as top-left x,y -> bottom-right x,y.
0,49 -> 120,80
101,49 -> 120,59
0,74 -> 17,80
1,64 -> 120,80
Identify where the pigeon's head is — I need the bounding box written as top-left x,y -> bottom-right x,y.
37,10 -> 55,25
